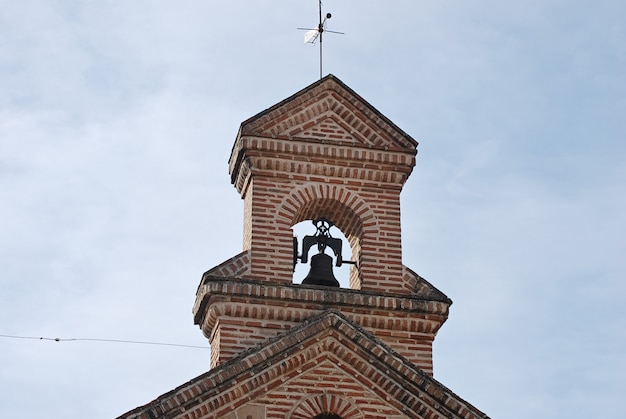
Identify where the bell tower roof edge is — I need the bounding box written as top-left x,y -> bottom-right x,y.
241,75 -> 417,146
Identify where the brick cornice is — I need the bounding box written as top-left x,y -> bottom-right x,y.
193,277 -> 451,329
230,135 -> 415,196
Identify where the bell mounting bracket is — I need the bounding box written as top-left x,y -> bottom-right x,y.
293,217 -> 345,271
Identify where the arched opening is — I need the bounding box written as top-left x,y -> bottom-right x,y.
312,415 -> 343,419
280,185 -> 378,290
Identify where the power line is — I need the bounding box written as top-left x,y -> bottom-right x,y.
0,334 -> 209,350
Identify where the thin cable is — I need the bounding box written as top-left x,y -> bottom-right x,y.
0,334 -> 209,349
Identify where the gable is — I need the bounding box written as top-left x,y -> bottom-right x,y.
238,75 -> 418,152
120,311 -> 488,419
263,358 -> 405,418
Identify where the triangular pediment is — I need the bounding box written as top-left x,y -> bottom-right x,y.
120,311 -> 488,419
297,113 -> 363,146
239,74 -> 418,151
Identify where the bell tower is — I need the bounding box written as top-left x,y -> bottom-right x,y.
122,75 -> 489,419
228,75 -> 416,291
194,75 -> 451,373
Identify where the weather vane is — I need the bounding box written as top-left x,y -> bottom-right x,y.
298,0 -> 344,80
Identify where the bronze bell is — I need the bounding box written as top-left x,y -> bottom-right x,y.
301,253 -> 340,287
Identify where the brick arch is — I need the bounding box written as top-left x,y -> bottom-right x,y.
288,394 -> 363,419
278,183 -> 379,289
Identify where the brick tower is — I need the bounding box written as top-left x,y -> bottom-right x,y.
120,75 -> 489,419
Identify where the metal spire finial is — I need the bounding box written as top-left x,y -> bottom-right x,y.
297,0 -> 344,79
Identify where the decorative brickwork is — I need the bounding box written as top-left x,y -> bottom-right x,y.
288,394 -> 363,419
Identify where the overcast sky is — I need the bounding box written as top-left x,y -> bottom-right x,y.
1,1 -> 624,418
